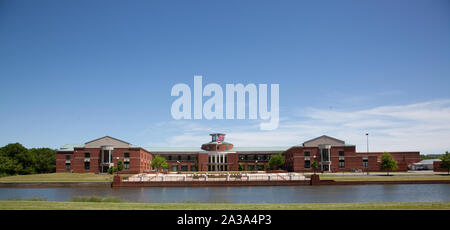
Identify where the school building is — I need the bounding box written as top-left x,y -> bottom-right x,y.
56,134 -> 420,174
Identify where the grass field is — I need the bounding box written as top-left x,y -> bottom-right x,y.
314,173 -> 450,181
0,173 -> 113,183
1,172 -> 449,183
0,201 -> 449,210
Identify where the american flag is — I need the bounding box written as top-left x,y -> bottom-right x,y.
217,134 -> 225,144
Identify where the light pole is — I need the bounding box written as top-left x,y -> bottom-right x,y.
313,155 -> 316,175
365,133 -> 369,175
366,133 -> 369,153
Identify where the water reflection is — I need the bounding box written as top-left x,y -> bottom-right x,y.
0,184 -> 449,203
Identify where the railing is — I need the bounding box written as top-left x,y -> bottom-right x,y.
123,173 -> 306,182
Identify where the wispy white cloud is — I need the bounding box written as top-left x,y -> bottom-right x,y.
141,99 -> 450,154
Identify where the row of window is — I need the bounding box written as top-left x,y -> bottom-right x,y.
163,155 -> 198,161
238,155 -> 271,161
208,165 -> 226,171
239,164 -> 265,171
64,153 -> 131,171
303,159 -> 369,169
171,165 -> 198,171
66,152 -> 131,160
303,151 -> 345,157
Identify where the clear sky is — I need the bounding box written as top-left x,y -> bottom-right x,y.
1,0 -> 449,154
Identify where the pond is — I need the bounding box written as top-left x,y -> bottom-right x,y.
0,184 -> 449,203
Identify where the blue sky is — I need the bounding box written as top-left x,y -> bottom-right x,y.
0,0 -> 449,154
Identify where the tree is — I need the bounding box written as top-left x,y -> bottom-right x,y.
117,160 -> 124,174
311,160 -> 319,175
0,143 -> 35,175
238,163 -> 244,171
151,155 -> 169,172
0,143 -> 56,176
30,148 -> 56,174
0,155 -> 21,176
108,166 -> 117,174
380,152 -> 398,176
440,151 -> 450,175
268,153 -> 285,170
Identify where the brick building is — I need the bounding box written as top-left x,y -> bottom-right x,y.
56,134 -> 420,173
56,136 -> 152,174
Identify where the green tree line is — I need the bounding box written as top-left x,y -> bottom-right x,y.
0,143 -> 56,177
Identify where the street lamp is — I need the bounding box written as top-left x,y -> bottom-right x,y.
366,133 -> 369,153
365,133 -> 369,175
313,155 -> 317,175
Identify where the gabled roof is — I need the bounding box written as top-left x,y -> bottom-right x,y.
302,135 -> 346,147
85,136 -> 130,145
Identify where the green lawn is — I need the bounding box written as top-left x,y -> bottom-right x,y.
315,174 -> 450,181
0,201 -> 449,210
1,172 -> 449,183
0,173 -> 113,183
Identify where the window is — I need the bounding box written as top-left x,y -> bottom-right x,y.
181,165 -> 188,171
178,155 -> 182,161
65,155 -> 71,161
339,151 -> 345,157
124,152 -> 130,158
304,160 -> 310,168
191,156 -> 197,161
321,149 -> 329,161
339,160 -> 345,168
190,165 -> 197,171
65,163 -> 70,171
257,155 -> 264,161
363,159 -> 368,168
247,155 -> 255,161
304,151 -> 310,157
103,150 -> 109,163
248,165 -> 255,171
257,164 -> 264,171
84,161 -> 90,170
239,155 -> 245,161
84,153 -> 90,158
171,165 -> 178,171
124,162 -> 130,170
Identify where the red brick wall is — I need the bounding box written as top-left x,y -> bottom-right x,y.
57,146 -> 420,173
198,153 -> 209,171
56,152 -> 73,173
201,143 -> 233,151
56,147 -> 152,174
434,161 -> 449,172
283,146 -> 419,172
228,153 -> 239,171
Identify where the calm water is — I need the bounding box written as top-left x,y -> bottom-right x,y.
1,184 -> 449,203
